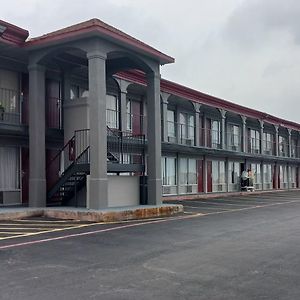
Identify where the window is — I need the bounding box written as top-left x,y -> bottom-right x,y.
249,129 -> 260,153
178,158 -> 197,194
0,69 -> 19,124
263,132 -> 274,155
211,120 -> 221,149
126,99 -> 132,131
290,166 -> 297,188
263,164 -> 273,190
279,136 -> 288,157
167,110 -> 176,141
161,157 -> 177,186
106,94 -> 119,129
227,124 -> 240,151
179,112 -> 195,145
212,160 -> 226,192
279,165 -> 288,188
228,161 -> 240,191
250,163 -> 262,189
291,139 -> 297,158
0,147 -> 20,190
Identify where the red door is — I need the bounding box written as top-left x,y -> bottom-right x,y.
46,80 -> 61,129
132,100 -> 141,135
207,160 -> 212,192
21,148 -> 29,205
197,160 -> 203,192
46,149 -> 60,191
21,73 -> 29,125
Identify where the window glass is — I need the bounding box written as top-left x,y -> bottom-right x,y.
106,95 -> 119,129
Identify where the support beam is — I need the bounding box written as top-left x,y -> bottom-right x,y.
259,120 -> 264,154
288,128 -> 292,158
28,63 -> 46,207
219,109 -> 227,149
161,92 -> 170,143
241,115 -> 247,153
116,79 -> 130,132
194,103 -> 201,147
274,125 -> 279,156
147,71 -> 162,205
87,50 -> 108,209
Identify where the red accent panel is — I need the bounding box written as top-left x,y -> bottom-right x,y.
206,118 -> 211,147
21,148 -> 29,204
21,73 -> 29,125
46,80 -> 60,129
46,149 -> 60,191
132,101 -> 141,135
207,160 -> 212,193
197,160 -> 203,193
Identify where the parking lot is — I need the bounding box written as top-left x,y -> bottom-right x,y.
167,190 -> 300,215
0,191 -> 300,299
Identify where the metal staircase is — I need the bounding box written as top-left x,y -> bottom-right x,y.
46,127 -> 145,206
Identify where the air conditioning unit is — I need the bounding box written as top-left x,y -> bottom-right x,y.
163,186 -> 171,194
186,185 -> 193,193
0,191 -> 21,205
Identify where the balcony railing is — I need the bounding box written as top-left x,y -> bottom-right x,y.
178,123 -> 195,146
262,140 -> 275,156
248,138 -> 261,154
226,132 -> 241,152
0,87 -> 20,125
278,142 -> 289,157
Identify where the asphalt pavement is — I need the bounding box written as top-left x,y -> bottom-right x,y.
0,191 -> 300,300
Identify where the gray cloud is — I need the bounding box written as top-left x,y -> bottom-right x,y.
1,0 -> 300,122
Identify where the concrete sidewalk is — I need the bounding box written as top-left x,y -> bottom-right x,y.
0,204 -> 183,222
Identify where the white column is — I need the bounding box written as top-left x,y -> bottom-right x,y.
147,71 -> 162,205
161,92 -> 170,143
275,125 -> 279,156
219,109 -> 227,149
259,120 -> 264,154
194,103 -> 201,147
87,50 -> 108,209
288,129 -> 292,158
241,115 -> 247,153
28,63 -> 46,207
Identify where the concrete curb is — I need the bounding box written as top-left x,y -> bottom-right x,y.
0,205 -> 183,222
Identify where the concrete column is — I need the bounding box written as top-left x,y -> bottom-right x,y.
203,113 -> 208,147
259,120 -> 264,154
274,163 -> 279,189
194,103 -> 201,147
288,129 -> 292,157
261,161 -> 264,190
115,79 -> 131,132
28,64 -> 46,207
147,71 -> 162,205
274,125 -> 279,156
219,109 -> 227,149
176,109 -> 181,144
87,50 -> 108,209
241,115 -> 247,152
161,92 -> 170,142
203,156 -> 207,193
287,164 -> 291,189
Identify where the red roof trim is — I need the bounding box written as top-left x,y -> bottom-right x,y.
25,19 -> 174,64
116,70 -> 300,131
0,20 -> 28,45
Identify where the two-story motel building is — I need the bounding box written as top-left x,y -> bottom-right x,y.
0,18 -> 299,208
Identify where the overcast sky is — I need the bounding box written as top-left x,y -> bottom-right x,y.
2,0 -> 300,123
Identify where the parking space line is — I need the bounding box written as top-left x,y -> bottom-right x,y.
1,199 -> 300,250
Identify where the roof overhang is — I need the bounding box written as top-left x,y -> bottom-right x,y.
0,20 -> 29,46
24,19 -> 175,65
